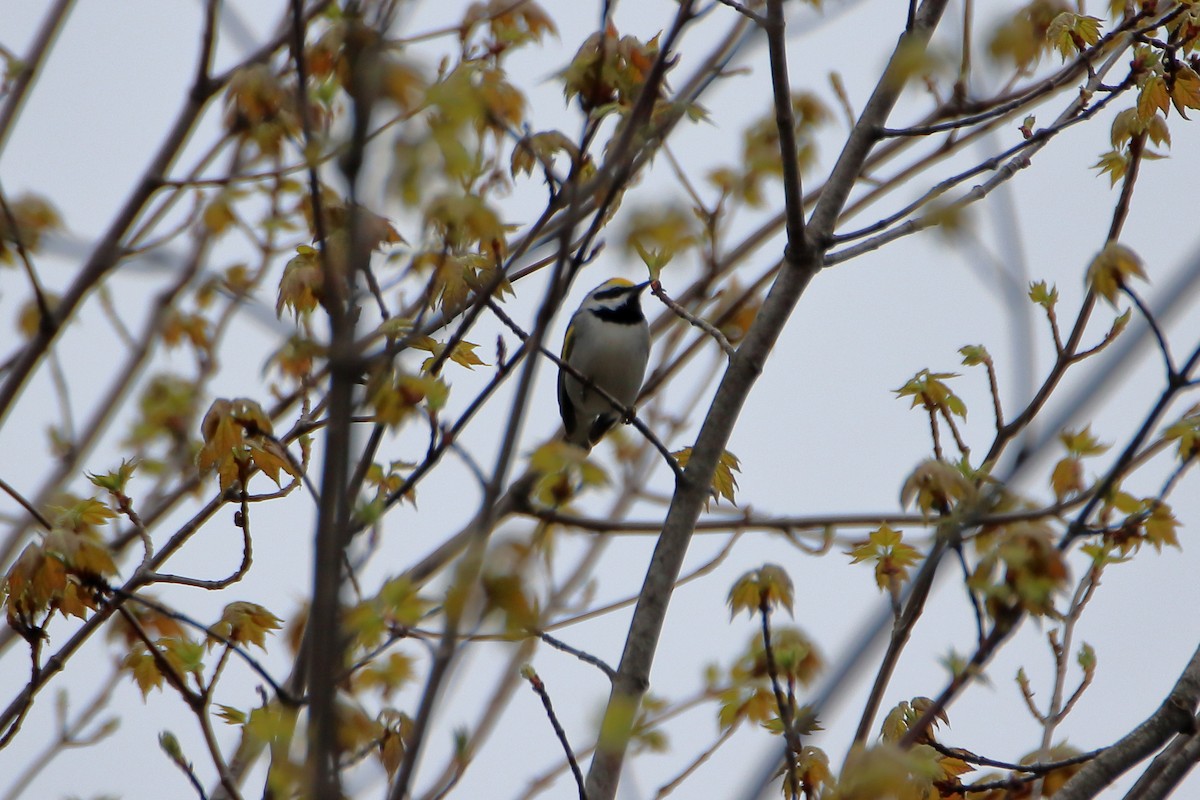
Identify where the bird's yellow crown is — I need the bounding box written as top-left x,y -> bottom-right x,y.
596,278 -> 635,289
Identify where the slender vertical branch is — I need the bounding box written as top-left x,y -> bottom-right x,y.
765,0 -> 807,253
288,2 -> 353,797
0,0 -> 76,157
587,4 -> 953,799
957,0 -> 973,97
760,603 -> 800,800
523,668 -> 587,800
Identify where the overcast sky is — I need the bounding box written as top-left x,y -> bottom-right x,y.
2,2 -> 1200,799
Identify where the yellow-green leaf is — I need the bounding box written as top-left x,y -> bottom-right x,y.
727,564 -> 794,618
1028,280 -> 1059,309
672,447 -> 741,507
209,601 -> 281,651
1086,242 -> 1146,305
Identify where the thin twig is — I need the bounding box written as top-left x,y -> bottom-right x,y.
0,476 -> 52,531
523,668 -> 587,800
928,740 -> 1102,774
759,601 -> 800,800
537,632 -> 614,680
1123,284 -> 1176,379
714,0 -> 766,25
486,298 -> 683,478
650,282 -> 735,358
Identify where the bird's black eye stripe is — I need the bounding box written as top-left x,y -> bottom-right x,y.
594,285 -> 631,300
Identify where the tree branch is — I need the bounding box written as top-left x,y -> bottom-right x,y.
1054,642 -> 1200,800
586,4 -> 952,798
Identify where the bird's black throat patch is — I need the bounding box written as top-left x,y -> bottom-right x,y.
591,299 -> 644,324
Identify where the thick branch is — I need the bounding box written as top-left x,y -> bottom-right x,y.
1055,642 -> 1200,800
584,3 -> 951,798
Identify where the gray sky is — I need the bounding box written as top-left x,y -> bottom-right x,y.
2,2 -> 1199,799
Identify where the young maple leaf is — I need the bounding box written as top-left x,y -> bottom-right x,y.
895,369 -> 967,419
672,447 -> 741,508
847,524 -> 921,590
1086,242 -> 1147,305
209,601 -> 282,651
727,564 -> 794,618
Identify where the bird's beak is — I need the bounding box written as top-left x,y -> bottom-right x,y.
635,280 -> 652,292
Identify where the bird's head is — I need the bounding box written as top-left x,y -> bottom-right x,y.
581,278 -> 651,314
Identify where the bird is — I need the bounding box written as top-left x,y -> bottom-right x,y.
558,278 -> 652,450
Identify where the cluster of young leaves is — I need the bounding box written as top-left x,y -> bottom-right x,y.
160,308 -> 213,359
345,576 -> 429,653
561,22 -> 662,115
720,565 -> 829,797
1046,11 -> 1103,62
968,521 -> 1069,620
389,2 -> 553,234
894,370 -> 967,422
227,696 -> 384,795
899,459 -> 977,517
235,2 -> 547,372
621,202 -> 702,277
1049,425 -> 1110,502
3,497 -> 118,630
1094,3 -> 1200,186
200,587 -> 419,789
275,203 -> 403,321
394,56 -> 518,209
847,524 -> 921,606
363,364 -> 450,431
734,697 -> 971,800
224,62 -> 303,157
122,635 -> 206,698
458,0 -> 556,58
311,16 -> 426,113
196,397 -> 301,492
480,561 -> 540,639
528,440 -> 609,507
265,335 -> 324,389
987,0 -> 1077,72
208,601 -> 283,651
118,601 -> 280,700
880,697 -> 949,747
509,128 -> 581,183
251,633 -> 416,788
825,741 -> 968,800
1164,403 -> 1200,460
823,698 -> 975,800
714,625 -> 823,727
727,564 -> 794,619
3,191 -> 64,340
354,459 -> 417,526
1085,242 -> 1147,305
415,249 -> 514,315
1090,490 -> 1181,557
0,191 -> 61,266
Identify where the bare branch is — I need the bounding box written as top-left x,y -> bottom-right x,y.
522,668 -> 587,800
